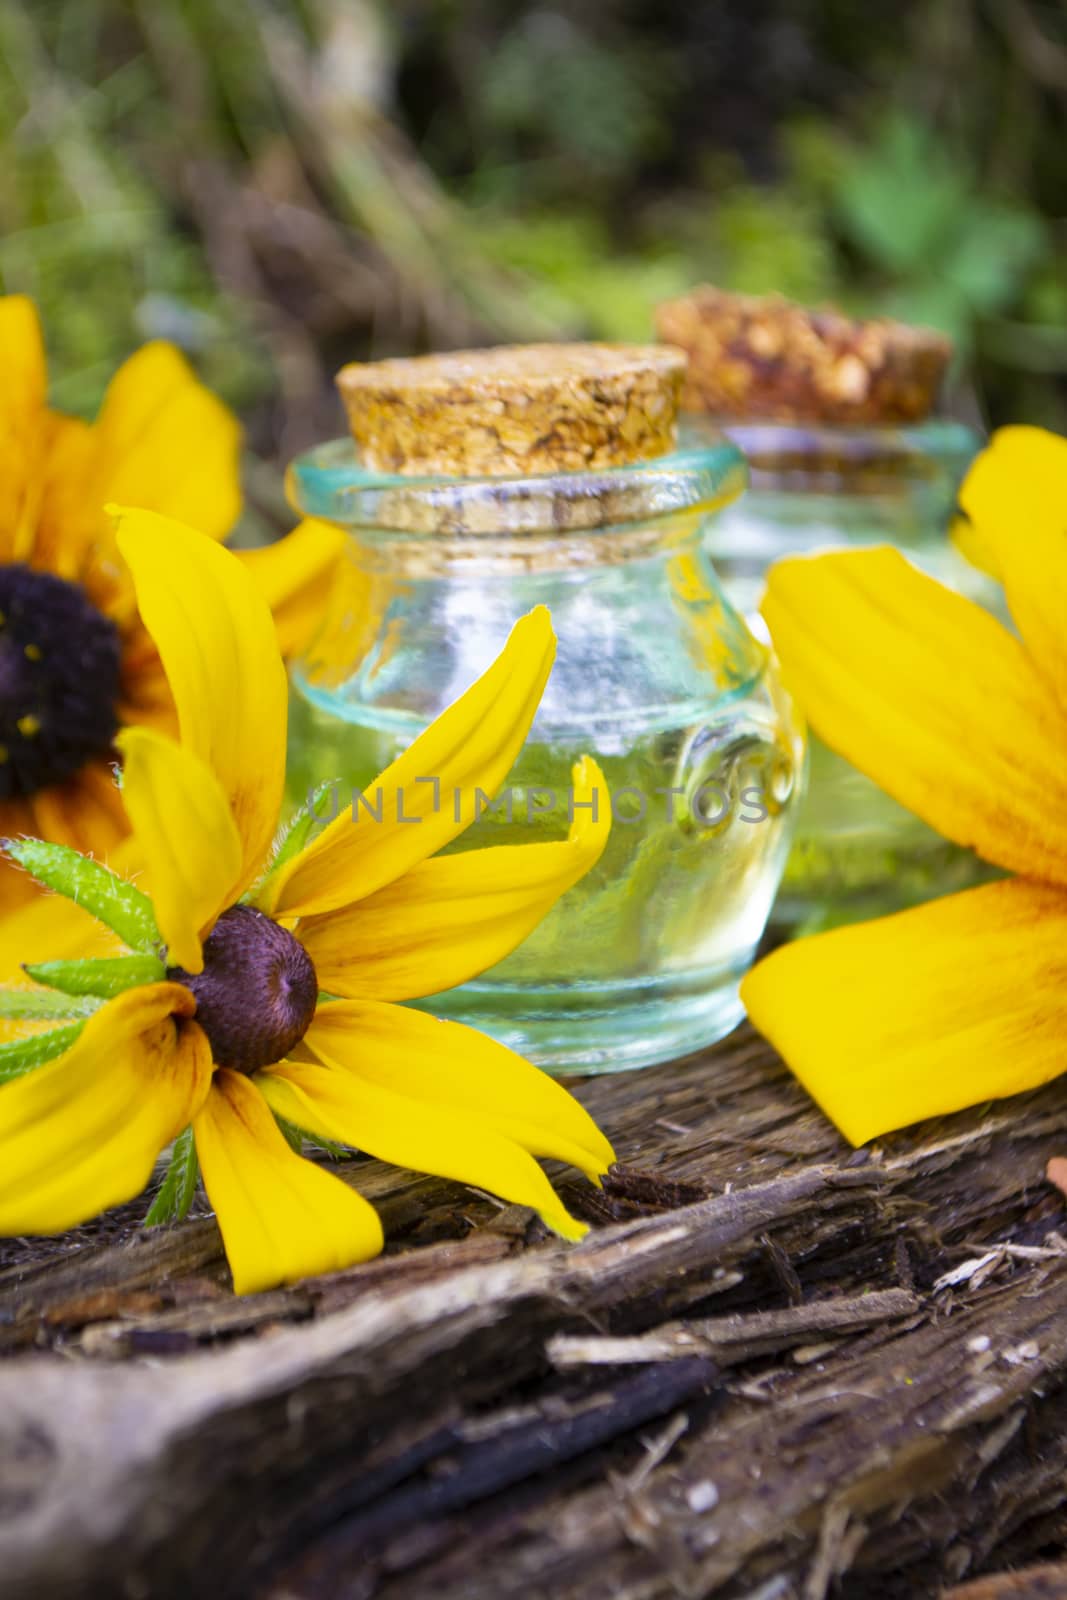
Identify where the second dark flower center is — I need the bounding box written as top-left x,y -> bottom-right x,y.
169,905 -> 319,1073
0,564 -> 122,799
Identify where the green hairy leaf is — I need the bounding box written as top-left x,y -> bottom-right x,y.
274,1113 -> 350,1162
2,840 -> 160,953
305,1131 -> 351,1161
252,782 -> 338,898
24,954 -> 166,998
0,1021 -> 85,1083
0,987 -> 99,1020
274,1115 -> 306,1155
145,1128 -> 200,1226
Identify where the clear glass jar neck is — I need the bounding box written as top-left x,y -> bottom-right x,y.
286,434 -> 748,572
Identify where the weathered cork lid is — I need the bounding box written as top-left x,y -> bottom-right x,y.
654,287 -> 951,426
336,343 -> 687,477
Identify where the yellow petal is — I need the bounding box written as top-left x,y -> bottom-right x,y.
0,880 -> 124,981
260,1044 -> 589,1242
114,507 -> 288,894
761,546 -> 1067,886
86,341 -> 242,540
958,427 -> 1067,716
304,999 -> 614,1179
950,511 -> 997,581
235,519 -> 346,659
0,833 -> 149,981
34,412 -> 96,580
742,876 -> 1067,1146
117,727 -> 243,972
267,607 -> 556,918
298,755 -> 610,1000
4,771 -> 130,1006
0,848 -> 126,1046
193,1068 -> 384,1294
0,982 -> 211,1233
0,294 -> 47,561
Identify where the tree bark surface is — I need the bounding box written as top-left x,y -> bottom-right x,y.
2,1026 -> 1066,1599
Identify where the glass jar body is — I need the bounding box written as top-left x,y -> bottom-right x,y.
701,419 -> 999,929
286,442 -> 804,1073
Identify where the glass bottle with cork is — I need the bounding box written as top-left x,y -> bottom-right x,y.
656,287 -> 997,930
285,341 -> 805,1072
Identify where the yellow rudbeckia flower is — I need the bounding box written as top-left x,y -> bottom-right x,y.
741,425 -> 1067,1145
0,295 -> 342,917
0,507 -> 613,1293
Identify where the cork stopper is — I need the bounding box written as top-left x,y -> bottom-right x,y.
654,287 -> 951,426
335,343 -> 687,477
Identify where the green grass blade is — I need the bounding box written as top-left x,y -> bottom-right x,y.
145,1128 -> 200,1225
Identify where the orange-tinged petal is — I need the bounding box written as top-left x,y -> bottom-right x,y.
298,755 -> 610,1000
29,763 -> 129,861
235,519 -> 346,659
0,983 -> 211,1233
742,876 -> 1067,1146
266,606 -> 556,918
0,295 -> 47,561
85,341 -> 241,540
260,1048 -> 588,1242
304,998 -> 614,1179
114,507 -> 288,894
958,426 -> 1067,717
0,797 -> 48,923
117,727 -> 243,972
761,546 -> 1067,886
194,1069 -> 384,1294
116,650 -> 179,740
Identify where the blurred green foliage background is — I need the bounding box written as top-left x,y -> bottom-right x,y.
2,0 -> 1064,504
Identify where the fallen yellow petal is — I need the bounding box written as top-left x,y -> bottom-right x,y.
761,546 -> 1067,886
958,426 -> 1067,718
742,876 -> 1067,1145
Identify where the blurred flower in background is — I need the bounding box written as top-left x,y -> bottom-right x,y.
0,294 -> 341,916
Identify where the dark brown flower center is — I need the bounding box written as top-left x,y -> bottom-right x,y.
168,904 -> 318,1073
0,564 -> 122,799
